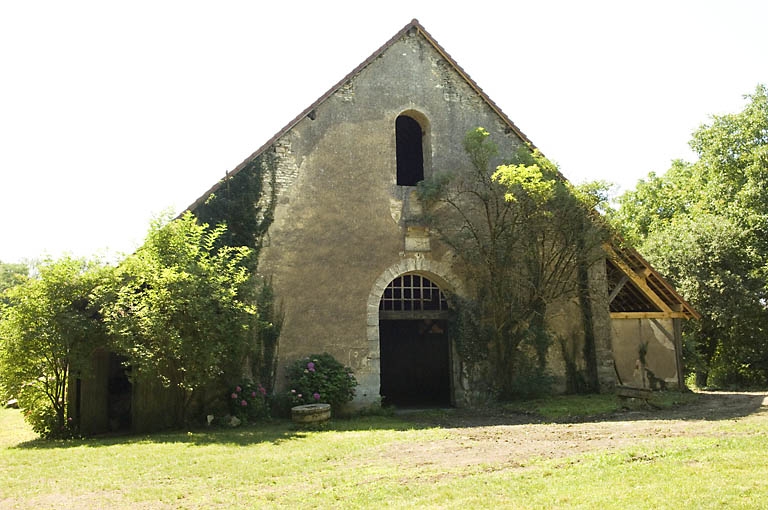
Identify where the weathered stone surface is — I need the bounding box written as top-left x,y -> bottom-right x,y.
259,31 -> 513,408
291,404 -> 331,424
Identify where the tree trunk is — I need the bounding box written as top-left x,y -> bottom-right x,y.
695,370 -> 709,388
577,259 -> 599,393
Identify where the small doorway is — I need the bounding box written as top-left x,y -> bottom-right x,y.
378,273 -> 452,407
107,353 -> 132,432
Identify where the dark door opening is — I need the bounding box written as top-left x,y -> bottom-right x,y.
380,319 -> 451,407
107,353 -> 132,432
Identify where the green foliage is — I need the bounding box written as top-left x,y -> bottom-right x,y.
419,127 -> 610,396
284,353 -> 357,413
609,84 -> 768,387
194,152 -> 278,265
251,279 -> 283,393
448,294 -> 491,364
0,257 -> 111,438
493,149 -> 556,205
0,261 -> 28,298
1,152 -> 282,437
103,212 -> 256,425
17,385 -> 77,438
501,345 -> 556,399
193,152 -> 282,392
228,381 -> 269,424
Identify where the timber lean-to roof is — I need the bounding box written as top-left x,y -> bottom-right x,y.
183,18 -> 698,322
605,242 -> 700,320
185,18 -> 535,213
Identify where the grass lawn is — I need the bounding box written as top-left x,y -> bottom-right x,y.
1,392 -> 767,508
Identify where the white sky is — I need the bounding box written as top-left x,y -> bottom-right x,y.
1,0 -> 766,264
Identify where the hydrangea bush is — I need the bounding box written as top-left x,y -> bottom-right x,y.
285,353 -> 357,412
228,381 -> 269,423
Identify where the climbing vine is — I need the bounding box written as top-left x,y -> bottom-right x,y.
447,294 -> 490,365
194,151 -> 278,263
193,150 -> 283,391
419,128 -> 610,399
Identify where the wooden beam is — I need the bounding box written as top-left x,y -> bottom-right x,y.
649,318 -> 675,344
673,318 -> 685,391
610,312 -> 689,319
608,275 -> 629,303
604,244 -> 673,313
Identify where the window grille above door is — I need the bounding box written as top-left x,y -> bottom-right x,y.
379,274 -> 448,313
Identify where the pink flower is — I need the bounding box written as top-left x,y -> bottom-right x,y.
231,393 -> 238,399
313,393 -> 321,401
298,394 -> 302,399
258,385 -> 267,396
236,386 -> 242,392
241,400 -> 247,407
251,391 -> 257,398
307,362 -> 316,372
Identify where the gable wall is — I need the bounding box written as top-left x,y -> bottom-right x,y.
258,29 -> 613,405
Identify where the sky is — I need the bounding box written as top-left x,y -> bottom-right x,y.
1,0 -> 766,264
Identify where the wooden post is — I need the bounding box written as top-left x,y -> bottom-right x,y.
673,318 -> 685,390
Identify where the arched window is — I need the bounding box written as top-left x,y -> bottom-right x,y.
379,274 -> 448,312
396,115 -> 424,186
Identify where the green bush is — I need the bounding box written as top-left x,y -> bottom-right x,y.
285,353 -> 357,413
228,382 -> 269,424
18,384 -> 76,439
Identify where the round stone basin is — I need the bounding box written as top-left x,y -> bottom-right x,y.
291,403 -> 331,424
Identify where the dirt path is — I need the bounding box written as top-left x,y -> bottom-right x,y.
388,391 -> 768,468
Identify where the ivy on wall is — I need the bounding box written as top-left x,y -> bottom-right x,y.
194,151 -> 278,263
192,150 -> 283,391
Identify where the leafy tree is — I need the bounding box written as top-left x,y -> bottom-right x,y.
103,212 -> 256,425
0,261 -> 29,310
0,261 -> 28,293
419,128 -> 610,397
610,84 -> 768,387
193,153 -> 281,391
0,257 -> 111,437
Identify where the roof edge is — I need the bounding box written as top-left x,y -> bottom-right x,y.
411,20 -> 535,149
184,18 -> 537,214
184,19 -> 420,213
605,241 -> 701,320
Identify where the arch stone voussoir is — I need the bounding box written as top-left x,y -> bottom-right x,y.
358,257 -> 463,406
370,258 -> 462,308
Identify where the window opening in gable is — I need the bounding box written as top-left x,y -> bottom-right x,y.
396,115 -> 424,186
380,274 -> 447,312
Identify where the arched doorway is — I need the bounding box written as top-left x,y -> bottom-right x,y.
378,273 -> 452,407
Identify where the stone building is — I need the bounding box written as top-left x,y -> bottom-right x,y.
73,19 -> 697,432
188,19 -> 696,407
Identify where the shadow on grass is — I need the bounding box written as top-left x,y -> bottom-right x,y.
11,391 -> 766,449
11,414 -> 429,450
395,391 -> 768,429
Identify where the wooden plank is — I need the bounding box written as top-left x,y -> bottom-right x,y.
616,385 -> 652,400
610,312 -> 689,319
608,274 -> 629,303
